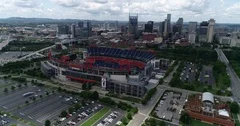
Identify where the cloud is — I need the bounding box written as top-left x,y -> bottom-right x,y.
226,2 -> 240,16
14,0 -> 38,8
51,0 -> 79,7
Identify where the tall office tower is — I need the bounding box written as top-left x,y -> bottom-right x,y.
176,18 -> 183,34
77,21 -> 84,28
188,22 -> 197,34
159,21 -> 165,37
199,21 -> 209,42
57,24 -> 70,34
167,14 -> 171,32
115,21 -> 118,31
164,19 -> 168,37
71,24 -> 76,38
144,21 -> 154,33
129,14 -> 138,38
207,19 -> 215,43
83,20 -> 92,38
103,22 -> 110,30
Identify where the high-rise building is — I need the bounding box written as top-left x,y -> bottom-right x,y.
115,21 -> 118,31
144,21 -> 154,33
164,19 -> 168,37
159,21 -> 165,37
129,14 -> 138,38
207,19 -> 215,43
167,14 -> 171,33
199,21 -> 209,42
188,22 -> 197,34
71,24 -> 76,38
103,22 -> 110,30
77,21 -> 84,28
83,20 -> 92,38
57,24 -> 70,34
176,18 -> 183,34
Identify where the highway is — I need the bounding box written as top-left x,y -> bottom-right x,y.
216,49 -> 240,102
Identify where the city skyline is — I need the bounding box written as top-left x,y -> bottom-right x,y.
1,0 -> 240,23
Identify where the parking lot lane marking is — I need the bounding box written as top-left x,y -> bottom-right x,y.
19,112 -> 25,116
28,116 -> 33,119
37,119 -> 43,123
2,106 -> 8,109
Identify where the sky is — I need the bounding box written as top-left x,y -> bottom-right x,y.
0,0 -> 240,23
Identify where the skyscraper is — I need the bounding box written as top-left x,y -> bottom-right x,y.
57,24 -> 70,35
164,19 -> 168,37
199,21 -> 209,42
167,14 -> 171,33
159,21 -> 165,37
129,14 -> 138,38
144,21 -> 154,33
207,19 -> 215,43
71,24 -> 76,38
83,20 -> 92,38
176,18 -> 183,34
188,22 -> 197,34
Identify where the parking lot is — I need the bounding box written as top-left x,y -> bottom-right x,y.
199,65 -> 215,85
153,91 -> 188,124
180,62 -> 197,83
14,93 -> 73,125
0,85 -> 47,112
94,109 -> 124,126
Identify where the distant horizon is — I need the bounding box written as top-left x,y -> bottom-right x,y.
1,0 -> 240,24
1,17 -> 240,25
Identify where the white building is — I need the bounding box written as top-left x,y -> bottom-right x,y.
220,32 -> 240,47
188,34 -> 196,44
207,19 -> 215,43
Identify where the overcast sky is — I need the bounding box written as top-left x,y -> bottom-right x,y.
0,0 -> 240,23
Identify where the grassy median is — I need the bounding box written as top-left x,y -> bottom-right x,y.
81,107 -> 110,126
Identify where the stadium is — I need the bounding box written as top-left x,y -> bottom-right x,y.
41,46 -> 168,97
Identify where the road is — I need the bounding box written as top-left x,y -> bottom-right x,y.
216,49 -> 240,102
128,64 -> 179,126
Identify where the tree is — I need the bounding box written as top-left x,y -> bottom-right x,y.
91,91 -> 99,100
58,87 -> 62,92
159,121 -> 166,126
82,83 -> 87,90
45,120 -> 51,126
74,104 -> 81,110
127,113 -> 132,120
17,84 -> 22,88
24,83 -> 27,86
39,95 -> 43,98
81,100 -> 86,106
11,86 -> 16,91
60,111 -> 67,117
45,91 -> 49,96
230,102 -> 239,114
180,112 -> 191,124
121,117 -> 128,125
4,88 -> 8,93
25,100 -> 29,104
32,97 -> 36,101
148,118 -> 156,126
68,107 -> 74,114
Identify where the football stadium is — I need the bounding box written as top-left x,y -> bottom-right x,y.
41,46 -> 168,97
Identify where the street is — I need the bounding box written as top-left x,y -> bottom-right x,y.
216,49 -> 240,102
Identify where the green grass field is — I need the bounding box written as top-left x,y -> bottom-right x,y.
232,114 -> 240,126
181,119 -> 215,126
81,107 -> 110,126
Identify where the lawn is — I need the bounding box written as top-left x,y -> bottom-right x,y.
81,107 -> 110,126
182,119 -> 216,126
232,113 -> 240,126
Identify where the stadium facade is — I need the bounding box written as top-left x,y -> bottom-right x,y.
41,46 -> 167,97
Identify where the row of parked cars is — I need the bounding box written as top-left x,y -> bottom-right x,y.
97,111 -> 119,126
0,114 -> 10,126
66,104 -> 102,126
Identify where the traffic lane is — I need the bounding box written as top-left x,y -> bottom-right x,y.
128,113 -> 146,126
